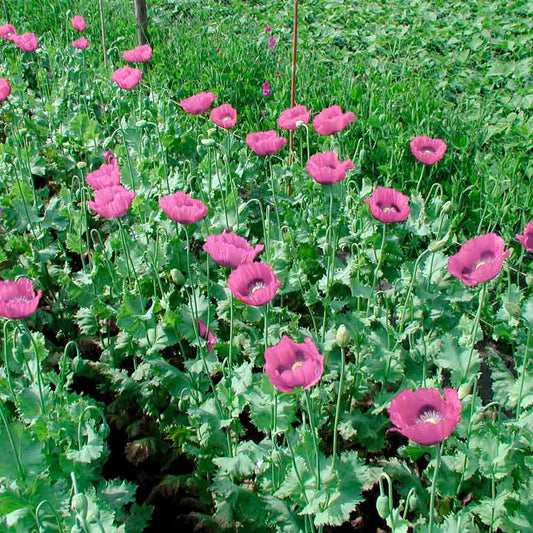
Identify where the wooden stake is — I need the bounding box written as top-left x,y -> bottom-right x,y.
98,0 -> 108,68
133,0 -> 149,46
287,0 -> 299,194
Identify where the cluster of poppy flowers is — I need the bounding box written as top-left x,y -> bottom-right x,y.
70,15 -> 89,50
0,22 -> 38,52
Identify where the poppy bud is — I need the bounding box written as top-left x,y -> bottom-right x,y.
71,493 -> 88,518
442,201 -> 452,212
458,382 -> 471,400
376,494 -> 389,519
271,450 -> 282,464
76,161 -> 87,169
170,269 -> 185,285
336,324 -> 350,347
201,138 -> 216,146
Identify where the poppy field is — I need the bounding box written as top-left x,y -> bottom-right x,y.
0,0 -> 532,531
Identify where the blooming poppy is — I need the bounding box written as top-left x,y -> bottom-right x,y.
312,105 -> 355,136
227,262 -> 283,306
364,186 -> 410,223
277,105 -> 310,131
0,278 -> 42,319
203,231 -> 264,268
71,15 -> 87,32
447,233 -> 510,287
198,319 -> 217,352
86,159 -> 120,190
179,91 -> 216,115
264,25 -> 272,33
410,136 -> 447,165
72,37 -> 89,49
262,81 -> 271,96
210,104 -> 237,129
111,66 -> 142,90
102,149 -> 116,164
264,335 -> 324,393
388,388 -> 461,446
246,130 -> 287,156
122,44 -> 152,63
0,24 -> 16,41
268,36 -> 276,50
13,33 -> 38,52
87,185 -> 135,218
0,78 -> 11,102
306,151 -> 354,185
516,220 -> 533,252
159,191 -> 208,224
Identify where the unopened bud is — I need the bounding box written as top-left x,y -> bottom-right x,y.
170,268 -> 185,285
376,494 -> 389,519
336,325 -> 350,347
76,161 -> 87,169
442,201 -> 452,213
71,493 -> 88,518
201,138 -> 216,146
458,382 -> 471,400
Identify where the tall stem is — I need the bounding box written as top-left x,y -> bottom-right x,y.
367,223 -> 387,315
321,190 -> 335,342
462,285 -> 486,384
331,346 -> 345,470
428,443 -> 442,533
516,328 -> 532,420
98,0 -> 108,67
18,323 -> 46,415
287,0 -> 299,179
0,402 -> 25,481
304,390 -> 321,490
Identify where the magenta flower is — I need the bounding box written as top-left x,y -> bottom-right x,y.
306,151 -> 354,185
159,191 -> 208,225
410,136 -> 447,165
264,335 -> 324,393
364,186 -> 410,223
71,15 -> 87,32
516,220 -> 533,252
86,159 -> 121,190
122,44 -> 153,63
268,36 -> 277,50
102,149 -> 116,164
111,66 -> 142,90
262,81 -> 271,96
0,278 -> 42,319
198,319 -> 217,352
227,262 -> 283,306
277,105 -> 310,131
312,105 -> 355,136
87,185 -> 135,219
0,24 -> 16,41
246,130 -> 287,156
447,233 -> 510,287
0,78 -> 11,102
264,25 -> 272,33
203,231 -> 264,268
72,37 -> 89,50
210,104 -> 237,129
388,388 -> 461,446
179,91 -> 216,115
13,33 -> 38,52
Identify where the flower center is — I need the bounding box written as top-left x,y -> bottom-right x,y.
473,250 -> 495,270
222,115 -> 232,122
291,360 -> 305,371
416,406 -> 443,425
247,279 -> 266,295
421,146 -> 436,154
382,204 -> 399,213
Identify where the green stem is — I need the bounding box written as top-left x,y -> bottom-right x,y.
18,323 -> 46,415
321,190 -> 335,343
428,442 -> 442,533
35,500 -> 65,533
268,159 -> 282,239
0,402 -> 25,481
367,223 -> 387,315
3,320 -> 17,404
331,346 -> 345,470
462,285 -> 486,384
304,390 -> 321,491
516,328 -> 532,420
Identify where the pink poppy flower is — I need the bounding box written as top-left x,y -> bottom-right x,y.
102,149 -> 116,164
72,37 -> 89,50
203,231 -> 264,268
312,105 -> 355,136
0,24 -> 16,41
246,130 -> 287,156
262,81 -> 271,96
0,78 -> 11,102
86,159 -> 120,190
306,151 -> 354,185
210,104 -> 237,129
227,262 -> 283,306
264,25 -> 272,33
516,220 -> 533,252
70,15 -> 87,32
447,233 -> 510,287
277,105 -> 310,131
13,33 -> 38,53
122,44 -> 153,63
158,191 -> 208,224
179,91 -> 216,115
0,278 -> 42,319
198,319 -> 217,352
87,185 -> 135,219
264,335 -> 324,393
111,66 -> 142,90
388,388 -> 461,446
410,136 -> 447,165
364,186 -> 410,223
268,36 -> 277,50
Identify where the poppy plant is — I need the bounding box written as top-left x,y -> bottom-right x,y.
312,105 -> 355,136
0,78 -> 11,102
179,91 -> 216,115
306,151 -> 354,185
72,37 -> 89,50
447,233 -> 510,287
268,36 -> 277,50
277,105 -> 310,131
203,231 -> 264,268
13,33 -> 38,52
227,262 -> 283,306
0,24 -> 16,41
388,388 -> 461,446
86,159 -> 120,190
210,104 -> 237,129
262,81 -> 271,96
111,66 -> 143,90
0,278 -> 42,319
246,130 -> 287,156
516,220 -> 533,252
198,319 -> 217,352
410,136 -> 447,165
122,44 -> 153,63
71,15 -> 87,32
87,185 -> 135,219
158,191 -> 208,225
264,336 -> 324,393
364,186 -> 410,223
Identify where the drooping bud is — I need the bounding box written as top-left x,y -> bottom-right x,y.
376,494 -> 389,519
336,324 -> 350,348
